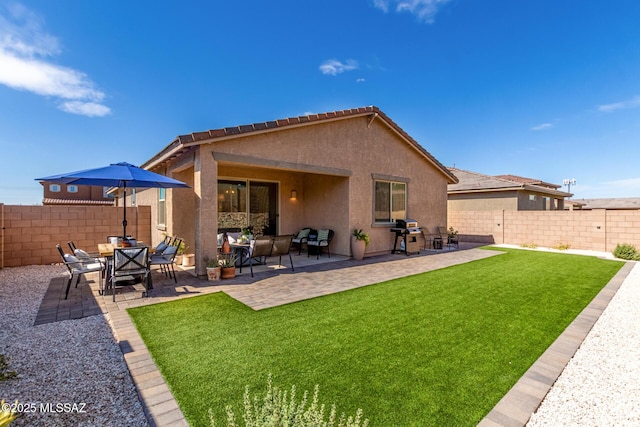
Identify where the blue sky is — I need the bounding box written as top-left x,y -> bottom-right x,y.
1,0 -> 639,204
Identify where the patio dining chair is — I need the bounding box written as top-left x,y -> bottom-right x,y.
57,244 -> 105,299
149,244 -> 178,283
271,235 -> 295,271
68,241 -> 106,264
110,247 -> 151,302
248,236 -> 274,277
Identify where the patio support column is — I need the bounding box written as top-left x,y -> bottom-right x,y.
194,148 -> 218,278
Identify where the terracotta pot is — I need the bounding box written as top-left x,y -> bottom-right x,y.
206,266 -> 221,281
221,266 -> 236,279
351,236 -> 366,261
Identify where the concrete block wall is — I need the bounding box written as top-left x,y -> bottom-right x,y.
449,209 -> 640,252
0,204 -> 151,268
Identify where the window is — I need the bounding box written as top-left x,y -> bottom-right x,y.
103,187 -> 115,199
158,188 -> 166,227
374,180 -> 406,223
67,185 -> 78,193
49,184 -> 61,192
529,194 -> 537,201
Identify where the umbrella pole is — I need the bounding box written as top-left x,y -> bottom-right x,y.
122,184 -> 127,238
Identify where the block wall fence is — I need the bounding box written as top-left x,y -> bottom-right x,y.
2,205 -> 638,267
0,204 -> 151,268
448,209 -> 640,252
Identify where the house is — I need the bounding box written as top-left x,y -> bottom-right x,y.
448,168 -> 571,211
41,182 -> 115,206
565,198 -> 640,210
131,106 -> 457,277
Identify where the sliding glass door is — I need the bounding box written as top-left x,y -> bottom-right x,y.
217,179 -> 278,236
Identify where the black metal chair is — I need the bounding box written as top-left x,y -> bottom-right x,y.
57,244 -> 105,299
291,228 -> 312,255
110,247 -> 151,301
149,244 -> 178,283
307,229 -> 334,259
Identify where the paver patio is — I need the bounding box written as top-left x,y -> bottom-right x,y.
34,244 -> 633,426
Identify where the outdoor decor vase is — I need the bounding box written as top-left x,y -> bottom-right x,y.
351,236 -> 366,261
206,266 -> 221,281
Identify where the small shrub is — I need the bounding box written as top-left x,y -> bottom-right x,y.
209,375 -> 369,427
613,243 -> 640,261
0,399 -> 18,426
520,243 -> 538,249
553,243 -> 571,251
0,355 -> 17,382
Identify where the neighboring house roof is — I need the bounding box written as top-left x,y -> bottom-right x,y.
493,174 -> 561,189
567,198 -> 640,210
142,106 -> 458,184
42,198 -> 114,206
448,168 -> 572,198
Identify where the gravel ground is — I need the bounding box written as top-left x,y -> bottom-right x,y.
0,265 -> 148,427
528,260 -> 640,426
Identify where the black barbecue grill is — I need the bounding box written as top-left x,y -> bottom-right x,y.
390,219 -> 421,255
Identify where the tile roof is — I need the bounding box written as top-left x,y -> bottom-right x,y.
568,198 -> 640,210
143,106 -> 458,183
448,168 -> 572,197
493,174 -> 560,189
43,198 -> 115,206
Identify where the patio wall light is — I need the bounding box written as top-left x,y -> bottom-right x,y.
290,189 -> 297,200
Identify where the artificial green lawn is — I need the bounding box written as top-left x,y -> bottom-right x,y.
128,248 -> 624,426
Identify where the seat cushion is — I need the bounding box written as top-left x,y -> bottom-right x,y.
63,254 -> 82,269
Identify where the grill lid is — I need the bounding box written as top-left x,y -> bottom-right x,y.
396,219 -> 418,228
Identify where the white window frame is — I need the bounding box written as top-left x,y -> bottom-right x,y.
67,185 -> 78,193
49,184 -> 61,192
157,188 -> 166,229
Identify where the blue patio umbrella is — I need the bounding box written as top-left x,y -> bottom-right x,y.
36,162 -> 190,238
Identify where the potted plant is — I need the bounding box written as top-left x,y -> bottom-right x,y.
204,256 -> 221,281
351,228 -> 370,261
238,226 -> 253,244
218,252 -> 238,279
447,226 -> 459,247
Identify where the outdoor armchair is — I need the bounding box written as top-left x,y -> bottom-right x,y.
306,229 -> 334,259
291,227 -> 313,255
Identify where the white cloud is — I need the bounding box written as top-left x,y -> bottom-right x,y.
356,78 -> 366,83
319,59 -> 359,76
59,101 -> 111,117
0,3 -> 110,117
574,177 -> 640,199
597,95 -> 640,113
531,123 -> 554,131
372,0 -> 452,23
